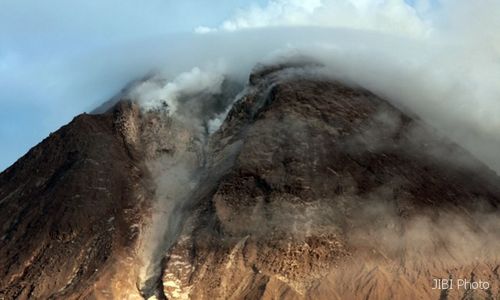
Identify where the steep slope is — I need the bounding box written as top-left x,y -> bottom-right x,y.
1,63 -> 500,300
0,103 -> 156,299
158,66 -> 500,300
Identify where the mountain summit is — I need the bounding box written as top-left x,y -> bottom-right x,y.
1,64 -> 500,299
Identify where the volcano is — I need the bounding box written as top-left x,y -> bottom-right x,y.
1,63 -> 500,300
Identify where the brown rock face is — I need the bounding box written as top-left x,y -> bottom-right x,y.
161,68 -> 500,300
1,63 -> 500,300
0,106 -> 142,298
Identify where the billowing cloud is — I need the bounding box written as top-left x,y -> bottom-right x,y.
196,0 -> 432,38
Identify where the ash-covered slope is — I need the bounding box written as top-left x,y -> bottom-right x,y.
1,63 -> 500,300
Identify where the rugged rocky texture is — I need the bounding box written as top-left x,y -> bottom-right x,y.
159,67 -> 500,300
0,103 -> 152,299
1,63 -> 500,299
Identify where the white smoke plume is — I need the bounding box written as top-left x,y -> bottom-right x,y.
129,67 -> 225,114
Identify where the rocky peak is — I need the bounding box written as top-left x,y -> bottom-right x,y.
1,65 -> 500,299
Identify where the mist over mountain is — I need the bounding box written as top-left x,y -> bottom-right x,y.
1,60 -> 500,299
2,0 -> 500,172
1,1 -> 500,299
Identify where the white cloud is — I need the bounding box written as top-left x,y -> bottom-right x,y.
194,26 -> 216,34
189,0 -> 500,173
197,0 -> 431,38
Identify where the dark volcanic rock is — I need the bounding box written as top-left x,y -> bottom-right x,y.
0,104 -> 151,299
